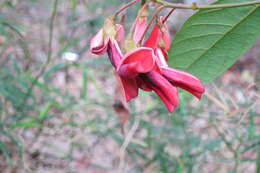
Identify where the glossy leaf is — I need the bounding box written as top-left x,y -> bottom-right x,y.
169,0 -> 260,82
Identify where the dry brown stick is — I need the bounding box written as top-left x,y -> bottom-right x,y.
118,116 -> 140,173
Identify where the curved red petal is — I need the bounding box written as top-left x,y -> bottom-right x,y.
117,47 -> 155,77
107,39 -> 123,68
117,63 -> 139,78
151,85 -> 175,112
119,77 -> 138,102
161,67 -> 205,95
155,48 -> 168,67
90,29 -> 108,55
133,17 -> 147,44
147,70 -> 179,107
144,25 -> 161,49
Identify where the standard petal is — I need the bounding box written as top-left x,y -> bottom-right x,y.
144,25 -> 161,49
117,63 -> 139,78
133,17 -> 147,44
161,67 -> 205,98
117,47 -> 155,77
147,70 -> 179,107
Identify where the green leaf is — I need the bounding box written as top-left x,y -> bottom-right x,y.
168,0 -> 260,82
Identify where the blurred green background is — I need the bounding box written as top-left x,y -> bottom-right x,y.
0,0 -> 259,172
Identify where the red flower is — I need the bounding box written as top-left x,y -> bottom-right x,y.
90,28 -> 108,55
117,47 -> 155,78
90,19 -> 124,55
116,19 -> 205,112
133,6 -> 148,44
133,16 -> 147,43
90,14 -> 205,113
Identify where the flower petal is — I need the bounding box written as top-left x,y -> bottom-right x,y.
133,17 -> 147,44
119,77 -> 138,102
107,39 -> 123,68
155,48 -> 168,67
161,67 -> 205,98
90,29 -> 108,55
144,25 -> 161,49
159,17 -> 171,51
147,70 -> 179,107
151,84 -> 176,112
117,47 -> 155,78
116,24 -> 125,43
138,74 -> 175,112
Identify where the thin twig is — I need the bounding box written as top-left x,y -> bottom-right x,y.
156,0 -> 260,10
205,92 -> 230,113
236,102 -> 256,126
118,116 -> 140,173
114,0 -> 142,17
162,8 -> 175,23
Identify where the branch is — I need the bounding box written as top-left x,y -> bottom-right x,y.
118,116 -> 140,173
114,0 -> 141,17
156,0 -> 260,10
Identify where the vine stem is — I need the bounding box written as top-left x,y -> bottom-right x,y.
156,0 -> 260,10
162,8 -> 175,23
114,0 -> 141,17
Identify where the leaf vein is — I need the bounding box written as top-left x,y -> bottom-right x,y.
186,7 -> 258,69
171,48 -> 207,58
172,33 -> 224,47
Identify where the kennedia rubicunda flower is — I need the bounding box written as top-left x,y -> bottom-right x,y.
133,6 -> 148,44
90,13 -> 205,113
90,18 -> 124,55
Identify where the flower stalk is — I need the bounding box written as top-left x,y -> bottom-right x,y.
114,0 -> 142,17
156,0 -> 260,10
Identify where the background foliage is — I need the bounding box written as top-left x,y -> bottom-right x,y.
0,0 -> 259,172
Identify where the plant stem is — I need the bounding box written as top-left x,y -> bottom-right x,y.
114,0 -> 141,17
156,0 -> 260,10
162,8 -> 175,23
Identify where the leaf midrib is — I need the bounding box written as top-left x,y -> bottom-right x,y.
182,6 -> 258,69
